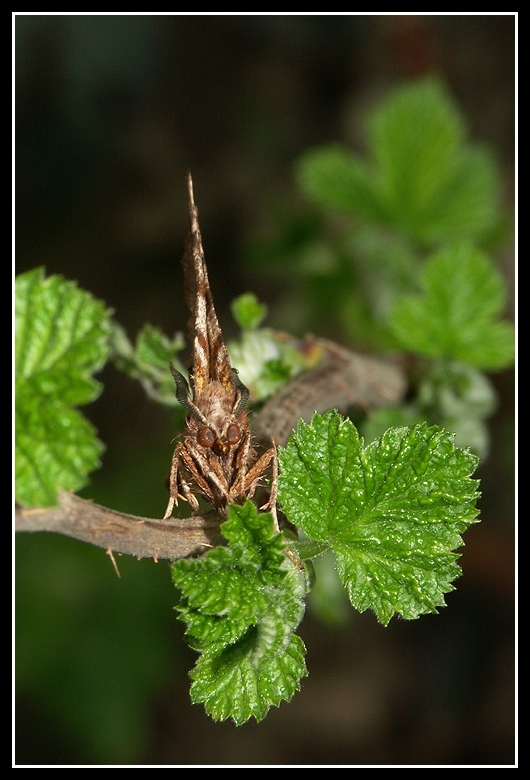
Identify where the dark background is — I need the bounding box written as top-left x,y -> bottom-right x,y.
15,14 -> 515,766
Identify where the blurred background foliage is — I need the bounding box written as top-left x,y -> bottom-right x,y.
15,14 -> 514,765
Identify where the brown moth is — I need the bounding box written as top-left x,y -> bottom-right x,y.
164,173 -> 277,525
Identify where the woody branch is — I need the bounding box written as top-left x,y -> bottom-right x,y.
15,341 -> 406,561
15,492 -> 225,561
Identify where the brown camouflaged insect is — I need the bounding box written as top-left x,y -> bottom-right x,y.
164,173 -> 277,525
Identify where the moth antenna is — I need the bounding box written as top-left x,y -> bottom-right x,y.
170,363 -> 191,406
187,171 -> 199,235
232,368 -> 250,412
170,363 -> 207,423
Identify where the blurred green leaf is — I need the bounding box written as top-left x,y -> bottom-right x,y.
418,360 -> 497,421
362,405 -> 426,445
390,243 -> 514,369
369,79 -> 463,221
416,145 -> 501,244
363,361 -> 497,459
111,322 -> 186,406
231,292 -> 268,330
417,360 -> 498,458
296,145 -> 385,222
296,79 -> 501,246
228,327 -> 307,402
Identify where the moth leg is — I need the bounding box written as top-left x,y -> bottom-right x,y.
177,466 -> 201,514
258,444 -> 279,532
228,428 -> 253,502
263,443 -> 279,532
244,445 -> 275,496
164,443 -> 183,519
180,443 -> 232,513
164,442 -> 201,518
163,496 -> 177,521
244,444 -> 279,532
201,454 -> 231,509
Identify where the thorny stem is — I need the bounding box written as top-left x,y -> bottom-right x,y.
15,492 -> 225,561
15,339 -> 406,561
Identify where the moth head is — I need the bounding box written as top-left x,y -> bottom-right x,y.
195,373 -> 248,455
170,363 -> 248,455
197,421 -> 242,455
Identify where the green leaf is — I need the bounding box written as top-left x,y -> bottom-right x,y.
416,145 -> 501,244
368,78 -> 500,244
369,79 -> 462,216
188,634 -> 307,726
295,145 -> 385,223
15,268 -> 111,507
172,501 -> 308,725
363,362 -> 498,459
390,244 -> 515,369
419,361 -> 497,421
111,322 -> 186,406
287,538 -> 330,561
296,79 -> 501,245
417,361 -> 498,458
362,406 -> 426,445
228,328 -> 307,402
278,411 -> 480,626
231,292 -> 268,330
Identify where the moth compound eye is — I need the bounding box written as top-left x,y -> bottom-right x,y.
226,424 -> 241,446
198,427 -> 216,448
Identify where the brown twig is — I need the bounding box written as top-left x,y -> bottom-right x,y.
253,336 -> 406,446
15,492 -> 225,560
15,341 -> 406,561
